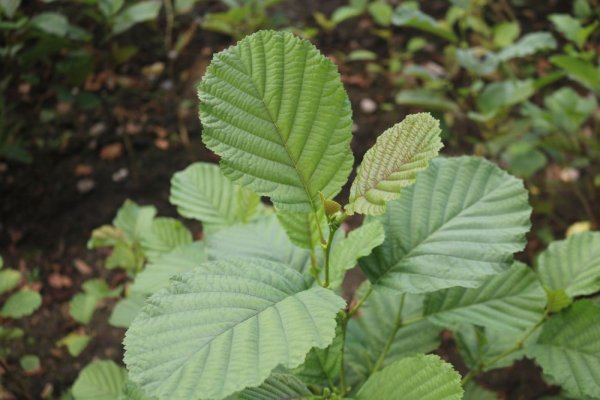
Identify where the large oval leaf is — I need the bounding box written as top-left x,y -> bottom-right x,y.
123,258 -> 345,400
356,354 -> 463,400
535,231 -> 600,298
424,262 -> 546,332
346,113 -> 443,215
198,30 -> 354,213
360,156 -> 531,294
525,300 -> 600,398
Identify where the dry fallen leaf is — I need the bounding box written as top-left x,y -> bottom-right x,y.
73,259 -> 93,275
100,143 -> 123,161
48,273 -> 73,289
155,138 -> 169,150
75,164 -> 93,176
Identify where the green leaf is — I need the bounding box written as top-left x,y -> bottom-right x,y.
235,187 -> 263,224
493,21 -> 520,47
360,156 -> 531,294
123,258 -> 346,400
206,215 -> 315,279
112,1 -> 162,36
550,55 -> 600,95
69,293 -> 99,324
106,241 -> 138,271
119,379 -> 156,400
82,279 -> 122,299
198,30 -> 354,213
113,200 -> 157,243
131,242 -> 207,296
368,2 -> 393,26
170,163 -> 240,231
1,289 -> 42,318
496,32 -> 557,62
30,12 -> 69,36
346,113 -> 443,215
72,360 -> 127,400
392,3 -> 458,42
331,5 -> 365,24
276,209 -> 327,250
550,14 -> 598,48
463,382 -> 500,400
395,89 -> 458,112
57,332 -> 92,357
289,323 -> 343,385
545,288 -> 573,313
238,374 -> 311,400
536,232 -> 600,298
20,355 -> 40,372
424,262 -> 546,332
0,326 -> 23,340
140,217 -> 192,262
525,301 -> 600,399
329,221 -> 385,288
455,324 -> 538,372
356,354 -> 463,400
346,282 -> 442,383
0,269 -> 20,294
0,0 -> 20,19
109,294 -> 147,328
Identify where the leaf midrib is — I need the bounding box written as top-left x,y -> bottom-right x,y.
372,168 -> 512,287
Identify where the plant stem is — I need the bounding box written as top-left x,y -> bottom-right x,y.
371,293 -> 406,375
339,318 -> 348,396
322,223 -> 337,288
461,311 -> 548,386
164,0 -> 174,51
347,287 -> 373,319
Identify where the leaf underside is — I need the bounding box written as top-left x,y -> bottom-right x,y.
346,112 -> 443,215
360,156 -> 532,294
123,258 -> 345,400
199,30 -> 354,213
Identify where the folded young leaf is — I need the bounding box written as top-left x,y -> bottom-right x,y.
199,30 -> 354,213
276,209 -> 327,250
206,215 -> 315,279
360,156 -> 531,294
424,262 -> 546,332
345,282 -> 442,384
238,374 -> 312,400
535,231 -> 600,298
72,360 -> 127,400
525,300 -> 600,399
123,258 -> 346,400
356,354 -> 463,400
329,221 -> 385,288
346,113 -> 443,215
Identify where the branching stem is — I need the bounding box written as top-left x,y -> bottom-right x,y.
371,293 -> 406,375
461,311 -> 548,386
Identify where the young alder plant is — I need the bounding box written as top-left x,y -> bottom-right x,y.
115,31 -> 600,400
